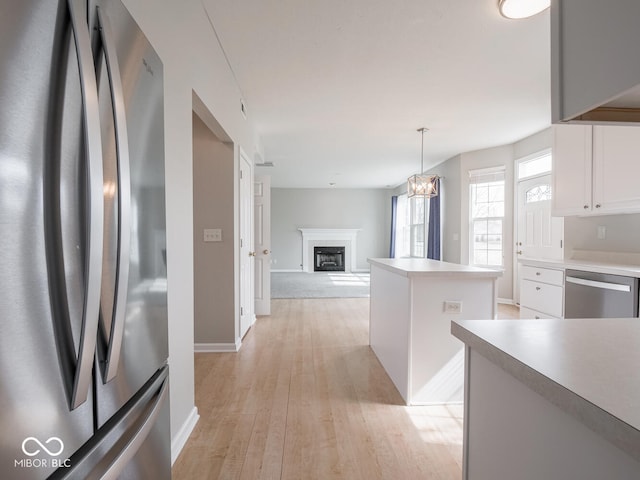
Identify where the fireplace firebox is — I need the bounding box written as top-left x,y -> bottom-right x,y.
314,246 -> 346,272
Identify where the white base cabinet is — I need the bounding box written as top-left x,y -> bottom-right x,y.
519,264 -> 564,319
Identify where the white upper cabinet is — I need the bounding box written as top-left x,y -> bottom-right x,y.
551,0 -> 640,124
552,125 -> 592,216
553,125 -> 640,216
592,126 -> 640,213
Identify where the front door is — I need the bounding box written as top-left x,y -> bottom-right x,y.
515,174 -> 564,302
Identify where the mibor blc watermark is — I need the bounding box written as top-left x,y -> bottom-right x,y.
15,437 -> 71,469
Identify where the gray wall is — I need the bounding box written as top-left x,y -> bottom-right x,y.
192,112 -> 236,344
428,128 -> 554,302
271,188 -> 391,271
565,214 -> 640,255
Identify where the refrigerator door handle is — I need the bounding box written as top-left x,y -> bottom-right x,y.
67,0 -> 105,410
96,5 -> 131,383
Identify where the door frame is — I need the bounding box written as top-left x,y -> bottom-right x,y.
254,174 -> 271,315
512,149 -> 553,305
238,148 -> 255,339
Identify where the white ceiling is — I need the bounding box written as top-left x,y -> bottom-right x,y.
203,0 -> 550,188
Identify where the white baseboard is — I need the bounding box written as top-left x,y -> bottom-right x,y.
271,269 -> 303,273
194,338 -> 241,352
498,298 -> 516,305
171,406 -> 199,465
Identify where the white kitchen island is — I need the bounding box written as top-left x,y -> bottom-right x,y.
452,318 -> 640,480
368,258 -> 500,405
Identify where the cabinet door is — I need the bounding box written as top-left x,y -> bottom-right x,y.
552,125 -> 592,216
592,126 -> 640,214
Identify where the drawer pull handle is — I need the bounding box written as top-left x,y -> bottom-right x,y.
536,272 -> 541,276
535,316 -> 540,319
536,287 -> 541,291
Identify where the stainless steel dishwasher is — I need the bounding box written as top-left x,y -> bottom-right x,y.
565,269 -> 639,318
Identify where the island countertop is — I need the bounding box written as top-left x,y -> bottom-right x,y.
367,258 -> 503,278
451,318 -> 640,463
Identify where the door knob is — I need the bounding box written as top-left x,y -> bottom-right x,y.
263,249 -> 270,255
516,250 -> 523,255
249,251 -> 256,257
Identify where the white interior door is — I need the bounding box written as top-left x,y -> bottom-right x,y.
254,175 -> 271,315
239,153 -> 254,338
515,174 -> 564,302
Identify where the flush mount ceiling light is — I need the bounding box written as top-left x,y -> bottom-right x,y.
498,0 -> 550,19
407,128 -> 439,199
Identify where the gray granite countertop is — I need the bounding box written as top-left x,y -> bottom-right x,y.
451,318 -> 640,462
368,258 -> 502,278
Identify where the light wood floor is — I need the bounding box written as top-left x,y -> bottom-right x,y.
173,298 -> 519,479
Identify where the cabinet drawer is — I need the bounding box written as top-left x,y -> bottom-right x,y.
519,306 -> 560,320
521,265 -> 564,286
520,280 -> 563,318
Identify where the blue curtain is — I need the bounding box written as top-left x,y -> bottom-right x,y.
427,179 -> 441,260
389,195 -> 398,258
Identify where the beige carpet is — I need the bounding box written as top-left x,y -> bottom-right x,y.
271,272 -> 370,298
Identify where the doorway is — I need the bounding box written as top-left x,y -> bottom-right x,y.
191,92 -> 249,352
513,152 -> 564,304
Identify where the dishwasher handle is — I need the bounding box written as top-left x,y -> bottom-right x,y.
565,276 -> 631,293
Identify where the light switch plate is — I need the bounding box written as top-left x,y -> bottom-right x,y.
204,228 -> 222,242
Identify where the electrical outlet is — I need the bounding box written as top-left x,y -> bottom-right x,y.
444,301 -> 462,314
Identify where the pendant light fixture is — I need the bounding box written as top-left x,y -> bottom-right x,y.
498,0 -> 550,19
407,127 -> 439,198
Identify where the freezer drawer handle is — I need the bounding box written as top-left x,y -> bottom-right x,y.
96,5 -> 131,384
67,0 -> 105,410
99,376 -> 169,480
50,368 -> 169,480
566,276 -> 631,292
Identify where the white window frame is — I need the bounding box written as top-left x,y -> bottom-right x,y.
409,196 -> 428,258
394,194 -> 429,258
469,166 -> 505,268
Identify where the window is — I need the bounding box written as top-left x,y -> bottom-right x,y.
517,151 -> 551,180
395,194 -> 410,258
525,184 -> 552,203
470,167 -> 505,267
394,194 -> 429,258
410,196 -> 428,258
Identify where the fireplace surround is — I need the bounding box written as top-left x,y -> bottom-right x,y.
298,228 -> 361,273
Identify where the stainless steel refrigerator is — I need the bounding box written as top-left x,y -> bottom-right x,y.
0,0 -> 170,478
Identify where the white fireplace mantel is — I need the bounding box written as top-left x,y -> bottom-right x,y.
299,228 -> 361,273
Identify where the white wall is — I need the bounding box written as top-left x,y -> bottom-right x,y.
122,0 -> 262,458
271,188 -> 391,271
